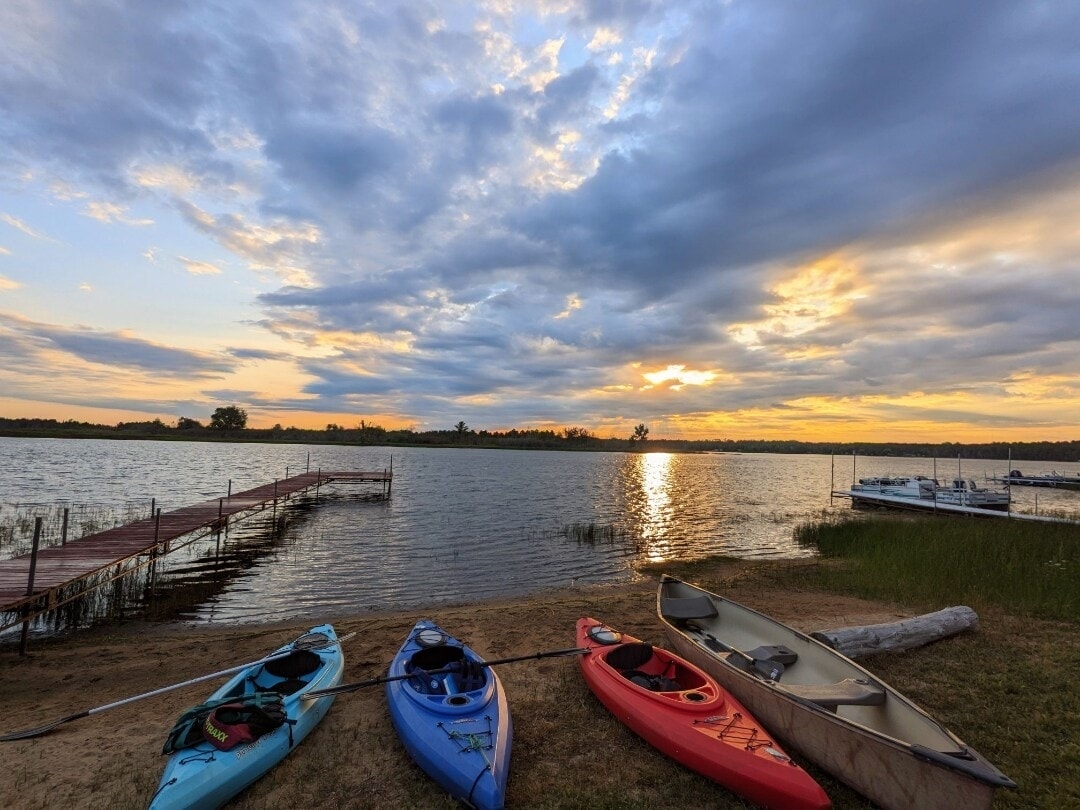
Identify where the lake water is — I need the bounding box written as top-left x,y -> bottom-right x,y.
3,437 -> 1078,631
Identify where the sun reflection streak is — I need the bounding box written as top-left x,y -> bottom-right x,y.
626,452 -> 676,562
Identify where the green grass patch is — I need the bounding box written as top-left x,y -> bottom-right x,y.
792,516 -> 1078,621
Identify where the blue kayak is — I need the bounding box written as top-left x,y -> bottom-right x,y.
148,624 -> 343,810
386,620 -> 512,810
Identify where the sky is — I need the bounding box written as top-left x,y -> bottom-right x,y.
1,1 -> 1079,442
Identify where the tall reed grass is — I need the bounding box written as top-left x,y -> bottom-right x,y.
560,522 -> 645,553
0,501 -> 151,559
794,515 -> 1078,621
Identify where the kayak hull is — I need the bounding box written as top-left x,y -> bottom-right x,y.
657,576 -> 1016,810
577,617 -> 830,810
386,620 -> 512,810
149,624 -> 343,810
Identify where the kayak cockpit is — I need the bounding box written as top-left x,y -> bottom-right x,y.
401,644 -> 491,711
602,642 -> 718,704
250,649 -> 324,696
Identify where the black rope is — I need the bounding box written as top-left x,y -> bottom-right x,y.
435,717 -> 496,808
147,777 -> 177,805
692,712 -> 775,750
179,747 -> 216,765
467,763 -> 490,808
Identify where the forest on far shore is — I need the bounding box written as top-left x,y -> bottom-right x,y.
2,415 -> 1079,462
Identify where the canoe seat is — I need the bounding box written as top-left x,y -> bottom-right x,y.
660,596 -> 719,621
779,678 -> 886,709
746,644 -> 799,666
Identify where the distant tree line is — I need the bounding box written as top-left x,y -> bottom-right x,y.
0,414 -> 1078,461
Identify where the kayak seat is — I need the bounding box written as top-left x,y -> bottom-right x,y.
455,659 -> 487,692
265,650 -> 321,678
625,670 -> 682,691
268,678 -> 308,695
660,596 -> 719,621
410,645 -> 466,671
779,678 -> 886,710
604,643 -> 654,672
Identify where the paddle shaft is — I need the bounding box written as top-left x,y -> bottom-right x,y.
0,631 -> 354,742
305,645 -> 590,698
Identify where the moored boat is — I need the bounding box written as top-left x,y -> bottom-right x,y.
987,469 -> 1080,490
576,617 -> 830,810
850,475 -> 1011,511
657,576 -> 1016,810
386,620 -> 512,810
149,624 -> 344,810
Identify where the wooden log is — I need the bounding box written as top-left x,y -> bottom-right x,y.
811,606 -> 979,658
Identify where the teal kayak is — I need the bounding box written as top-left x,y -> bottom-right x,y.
148,624 -> 343,810
386,620 -> 512,809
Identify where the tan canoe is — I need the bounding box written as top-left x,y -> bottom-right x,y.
657,575 -> 1015,810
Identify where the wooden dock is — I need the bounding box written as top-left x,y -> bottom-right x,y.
0,470 -> 391,636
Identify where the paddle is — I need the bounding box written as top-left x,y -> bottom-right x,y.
303,646 -> 591,699
688,626 -> 786,681
0,630 -> 355,742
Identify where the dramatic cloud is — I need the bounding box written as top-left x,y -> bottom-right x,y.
0,0 -> 1078,439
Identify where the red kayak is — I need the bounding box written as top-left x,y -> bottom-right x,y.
577,617 -> 830,810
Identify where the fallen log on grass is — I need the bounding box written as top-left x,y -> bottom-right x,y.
811,606 -> 978,659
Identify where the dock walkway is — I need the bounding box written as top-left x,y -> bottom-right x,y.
0,470 -> 390,633
831,488 -> 1075,523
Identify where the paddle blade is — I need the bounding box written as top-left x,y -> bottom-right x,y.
696,631 -> 784,681
0,711 -> 88,742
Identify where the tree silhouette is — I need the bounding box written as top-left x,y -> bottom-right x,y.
454,420 -> 469,438
631,423 -> 649,443
210,405 -> 248,430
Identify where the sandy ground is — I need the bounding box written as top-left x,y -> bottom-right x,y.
0,562 -> 907,809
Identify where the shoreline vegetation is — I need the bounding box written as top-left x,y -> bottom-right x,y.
2,416 -> 1080,462
1,518 -> 1077,807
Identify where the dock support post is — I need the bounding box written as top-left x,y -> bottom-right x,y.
19,518 -> 42,656
228,479 -> 232,498
306,452 -> 310,473
61,507 -> 69,547
151,497 -> 156,519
